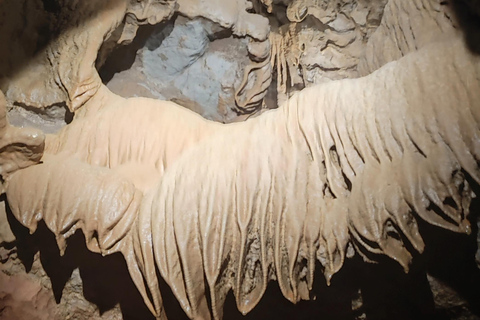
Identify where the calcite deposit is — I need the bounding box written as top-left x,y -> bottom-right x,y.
0,0 -> 479,320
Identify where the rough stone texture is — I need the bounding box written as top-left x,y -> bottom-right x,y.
0,0 -> 133,112
1,0 -> 272,126
105,17 -> 251,122
0,0 -> 61,108
357,0 -> 458,75
7,104 -> 71,134
266,0 -> 388,104
106,0 -> 390,110
0,271 -> 57,320
428,275 -> 480,320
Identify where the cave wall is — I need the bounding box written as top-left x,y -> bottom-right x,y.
0,0 -> 479,320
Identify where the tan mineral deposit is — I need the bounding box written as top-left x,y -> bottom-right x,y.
0,0 -> 479,319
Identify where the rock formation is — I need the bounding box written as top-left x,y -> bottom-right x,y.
0,0 -> 479,319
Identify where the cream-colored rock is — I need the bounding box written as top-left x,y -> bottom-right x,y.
357,0 -> 457,75
4,34 -> 480,319
1,1 -> 480,319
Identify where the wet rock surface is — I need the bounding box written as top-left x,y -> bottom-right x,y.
0,0 -> 479,320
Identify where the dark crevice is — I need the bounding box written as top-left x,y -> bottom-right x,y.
156,266 -> 189,319
426,199 -> 460,227
4,203 -> 155,320
384,219 -> 402,242
13,101 -> 69,121
342,171 -> 352,192
443,196 -> 459,210
451,0 -> 480,55
409,137 -> 427,158
98,19 -> 174,84
41,0 -> 61,13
